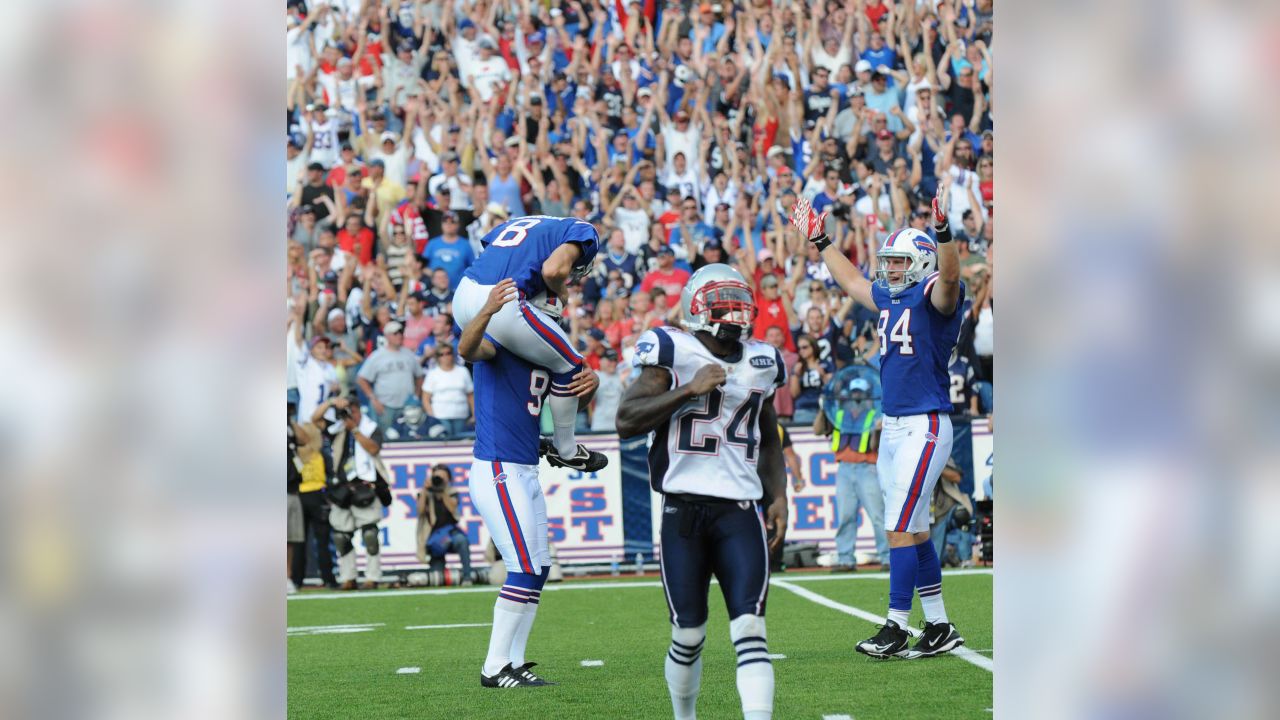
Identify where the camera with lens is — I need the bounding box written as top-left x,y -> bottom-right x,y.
829,200 -> 854,222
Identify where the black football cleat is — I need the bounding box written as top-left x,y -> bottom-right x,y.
481,664 -> 527,689
512,662 -> 556,686
904,622 -> 965,659
542,441 -> 608,472
855,622 -> 911,659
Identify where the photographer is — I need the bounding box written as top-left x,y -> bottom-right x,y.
317,395 -> 392,590
290,402 -> 338,591
415,464 -> 473,585
930,459 -> 976,568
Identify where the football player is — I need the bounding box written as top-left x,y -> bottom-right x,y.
616,264 -> 789,720
454,215 -> 608,472
790,188 -> 967,659
458,279 -> 599,688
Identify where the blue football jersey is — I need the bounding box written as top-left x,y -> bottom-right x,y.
871,273 -> 966,416
471,341 -> 549,465
464,216 -> 600,298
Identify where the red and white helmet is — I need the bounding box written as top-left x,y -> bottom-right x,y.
875,228 -> 938,294
680,264 -> 757,339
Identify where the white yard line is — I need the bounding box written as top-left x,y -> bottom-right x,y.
287,622 -> 384,631
580,660 -> 604,667
771,580 -> 993,673
396,667 -> 421,674
287,569 -> 989,602
403,623 -> 491,630
822,714 -> 855,720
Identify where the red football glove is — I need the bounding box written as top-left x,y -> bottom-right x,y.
790,197 -> 829,243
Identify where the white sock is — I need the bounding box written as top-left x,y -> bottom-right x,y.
920,593 -> 948,624
665,624 -> 705,720
482,597 -> 526,676
336,551 -> 356,583
549,394 -> 579,457
887,609 -> 910,630
730,615 -> 774,719
507,592 -> 541,667
363,554 -> 381,584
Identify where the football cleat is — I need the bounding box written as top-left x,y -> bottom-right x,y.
855,622 -> 911,659
904,622 -> 965,659
512,662 -> 556,686
541,440 -> 608,472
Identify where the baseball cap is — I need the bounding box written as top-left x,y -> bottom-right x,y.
380,131 -> 398,143
549,7 -> 563,17
674,109 -> 690,121
601,348 -> 619,361
656,245 -> 675,256
443,210 -> 459,222
848,86 -> 865,97
772,73 -> 792,89
757,248 -> 775,263
308,335 -> 332,348
760,273 -> 779,287
848,377 -> 872,393
527,31 -> 545,44
637,86 -> 653,97
876,129 -> 893,140
529,94 -> 543,105
459,18 -> 476,30
327,308 -> 345,322
703,238 -> 724,252
369,158 -> 385,168
337,57 -> 352,67
587,328 -> 606,341
766,146 -> 786,158
504,136 -> 522,147
479,37 -> 497,50
300,204 -> 315,214
383,321 -> 404,334
854,60 -> 872,74
441,150 -> 460,163
699,3 -> 712,13
485,202 -> 509,219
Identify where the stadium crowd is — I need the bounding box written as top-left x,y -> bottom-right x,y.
286,0 -> 994,439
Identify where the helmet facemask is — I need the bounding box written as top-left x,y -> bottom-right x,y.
875,251 -> 926,294
690,281 -> 756,342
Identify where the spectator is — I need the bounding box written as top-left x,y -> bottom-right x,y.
639,246 -> 691,298
423,211 -> 476,289
790,335 -> 833,426
422,267 -> 455,316
421,342 -> 474,439
752,273 -> 798,353
765,326 -> 799,422
401,293 -> 433,354
336,213 -> 376,267
289,400 -> 338,591
356,320 -> 423,430
590,348 -> 627,432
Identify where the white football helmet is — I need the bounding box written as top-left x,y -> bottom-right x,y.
681,264 -> 757,340
875,227 -> 938,294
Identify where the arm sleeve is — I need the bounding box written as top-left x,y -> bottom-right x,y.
632,328 -> 675,370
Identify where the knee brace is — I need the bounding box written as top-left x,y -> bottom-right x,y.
729,614 -> 769,667
333,531 -> 354,556
668,624 -> 707,667
360,524 -> 380,555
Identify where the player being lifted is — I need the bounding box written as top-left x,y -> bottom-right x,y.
458,278 -> 599,688
790,189 -> 966,659
616,264 -> 789,720
454,215 -> 608,472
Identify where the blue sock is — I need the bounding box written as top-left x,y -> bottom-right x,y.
915,541 -> 948,624
887,545 -> 918,629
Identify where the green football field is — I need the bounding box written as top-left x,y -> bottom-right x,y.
288,568 -> 992,719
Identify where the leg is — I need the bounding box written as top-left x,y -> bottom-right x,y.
299,491 -> 335,586
360,524 -> 382,587
853,463 -> 890,566
469,461 -> 546,679
930,505 -> 954,558
332,530 -> 356,586
660,497 -> 713,720
508,476 -> 552,671
833,463 -> 859,568
710,503 -> 774,720
450,530 -> 473,579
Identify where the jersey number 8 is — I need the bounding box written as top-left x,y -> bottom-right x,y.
490,217 -> 543,248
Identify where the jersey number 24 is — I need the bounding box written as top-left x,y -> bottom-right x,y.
676,389 -> 766,462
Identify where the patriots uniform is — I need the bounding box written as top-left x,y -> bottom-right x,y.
633,327 -> 787,501
634,327 -> 785,634
870,271 -> 966,533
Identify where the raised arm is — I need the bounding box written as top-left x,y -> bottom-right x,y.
457,279 -> 518,362
790,197 -> 876,310
928,185 -> 961,315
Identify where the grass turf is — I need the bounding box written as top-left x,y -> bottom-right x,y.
288,571 -> 992,719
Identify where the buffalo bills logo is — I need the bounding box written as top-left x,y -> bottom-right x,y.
749,356 -> 776,368
924,432 -> 938,443
493,472 -> 508,484
914,238 -> 937,255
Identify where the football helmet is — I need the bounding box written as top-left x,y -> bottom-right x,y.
681,263 -> 757,341
875,228 -> 938,294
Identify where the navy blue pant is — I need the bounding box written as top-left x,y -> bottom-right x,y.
658,495 -> 771,628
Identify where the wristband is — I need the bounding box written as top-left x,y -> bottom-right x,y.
810,233 -> 832,251
934,223 -> 953,244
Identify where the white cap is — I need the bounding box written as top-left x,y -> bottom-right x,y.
855,59 -> 872,73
